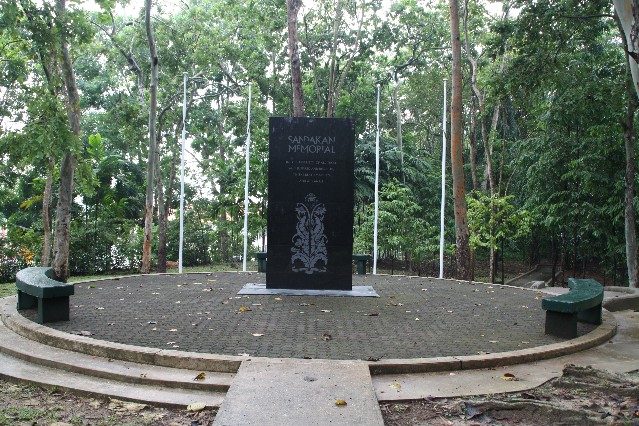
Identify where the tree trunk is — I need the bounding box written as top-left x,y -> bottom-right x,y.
155,137 -> 166,273
158,135 -> 179,273
394,77 -> 405,183
615,8 -> 639,288
623,95 -> 639,289
287,0 -> 305,117
551,233 -> 557,286
52,0 -> 80,282
41,156 -> 54,266
449,0 -> 471,280
468,94 -> 479,191
326,0 -> 343,118
462,0 -> 478,191
141,0 -> 158,274
623,72 -> 639,288
614,0 -> 639,99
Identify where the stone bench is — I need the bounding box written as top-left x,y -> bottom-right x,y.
541,278 -> 603,338
16,267 -> 74,324
351,254 -> 371,275
254,253 -> 371,275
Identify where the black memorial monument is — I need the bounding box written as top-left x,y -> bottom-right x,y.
266,117 -> 355,290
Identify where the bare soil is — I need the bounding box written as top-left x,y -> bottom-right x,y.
1,366 -> 637,425
0,380 -> 216,426
381,365 -> 639,426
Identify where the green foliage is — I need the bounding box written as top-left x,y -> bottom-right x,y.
355,180 -> 438,272
467,191 -> 532,252
0,0 -> 635,281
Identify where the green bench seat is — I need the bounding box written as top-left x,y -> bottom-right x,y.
541,278 -> 603,338
16,267 -> 74,324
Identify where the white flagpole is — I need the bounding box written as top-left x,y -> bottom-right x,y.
439,78 -> 447,279
373,84 -> 381,275
179,72 -> 187,274
242,83 -> 252,272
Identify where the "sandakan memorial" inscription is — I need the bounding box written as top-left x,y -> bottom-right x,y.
267,117 -> 354,290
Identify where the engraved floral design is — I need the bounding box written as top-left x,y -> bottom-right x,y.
291,193 -> 328,274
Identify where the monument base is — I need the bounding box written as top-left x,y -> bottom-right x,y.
238,283 -> 379,298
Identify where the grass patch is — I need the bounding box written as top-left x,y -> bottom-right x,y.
0,406 -> 60,425
0,282 -> 16,298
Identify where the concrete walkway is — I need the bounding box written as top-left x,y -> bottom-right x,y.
214,359 -> 384,426
1,272 -> 638,425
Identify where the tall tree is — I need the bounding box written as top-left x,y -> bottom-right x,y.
449,0 -> 472,280
52,0 -> 82,282
615,0 -> 639,99
140,0 -> 158,274
287,0 -> 305,116
614,6 -> 639,288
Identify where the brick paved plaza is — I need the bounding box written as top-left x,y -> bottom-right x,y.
26,272 -> 595,360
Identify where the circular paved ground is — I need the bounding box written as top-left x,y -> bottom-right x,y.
30,273 -> 595,360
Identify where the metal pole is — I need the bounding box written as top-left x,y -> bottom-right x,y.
373,84 -> 381,275
439,78 -> 447,279
242,83 -> 252,272
179,72 -> 187,274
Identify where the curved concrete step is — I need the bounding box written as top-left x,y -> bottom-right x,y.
0,351 -> 224,408
0,295 -> 242,373
0,319 -> 233,392
0,296 -> 232,408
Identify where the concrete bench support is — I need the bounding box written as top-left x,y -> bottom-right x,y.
542,278 -> 603,339
16,267 -> 74,324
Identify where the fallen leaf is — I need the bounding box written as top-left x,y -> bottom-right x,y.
193,372 -> 206,381
367,356 -> 383,362
169,328 -> 178,332
238,352 -> 250,356
147,321 -> 157,325
187,402 -> 206,412
303,376 -> 317,382
501,373 -> 518,381
322,333 -> 332,341
252,333 -> 264,337
364,313 -> 379,316
489,340 -> 499,343
108,399 -> 147,413
320,309 -> 331,313
335,399 -> 347,406
238,306 -> 252,312
140,373 -> 147,378
390,381 -> 402,391
274,297 -> 282,301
